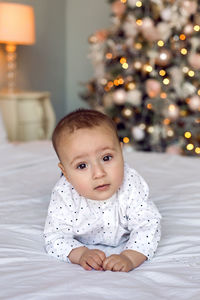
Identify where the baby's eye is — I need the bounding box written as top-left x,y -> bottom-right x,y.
103,155 -> 112,162
77,163 -> 87,170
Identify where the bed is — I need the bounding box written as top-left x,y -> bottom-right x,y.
0,118 -> 200,299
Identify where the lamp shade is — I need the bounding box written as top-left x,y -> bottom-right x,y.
0,2 -> 35,45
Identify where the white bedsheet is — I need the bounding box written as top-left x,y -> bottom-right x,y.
0,141 -> 200,300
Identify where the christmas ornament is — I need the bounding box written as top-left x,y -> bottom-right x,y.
188,53 -> 200,70
145,79 -> 161,98
161,7 -> 172,22
188,95 -> 200,111
141,17 -> 154,30
165,104 -> 180,120
157,22 -> 172,41
132,126 -> 145,141
94,30 -> 108,43
127,0 -> 137,8
111,0 -> 126,17
126,89 -> 142,106
182,82 -> 196,97
133,60 -> 142,70
183,23 -> 194,36
156,49 -> 172,66
82,0 -> 200,156
113,88 -> 126,104
194,13 -> 200,25
141,18 -> 159,42
123,15 -> 138,37
181,1 -> 197,16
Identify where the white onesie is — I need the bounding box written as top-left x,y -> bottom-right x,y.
44,163 -> 161,262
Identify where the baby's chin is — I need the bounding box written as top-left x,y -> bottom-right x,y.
83,189 -> 118,201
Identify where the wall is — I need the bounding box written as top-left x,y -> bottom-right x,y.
65,0 -> 110,113
0,0 -> 110,119
0,0 -> 66,121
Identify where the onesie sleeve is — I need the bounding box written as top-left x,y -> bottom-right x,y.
44,182 -> 84,263
123,168 -> 161,260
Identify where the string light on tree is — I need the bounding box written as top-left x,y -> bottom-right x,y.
81,0 -> 200,156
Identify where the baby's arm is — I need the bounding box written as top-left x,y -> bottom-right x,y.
103,250 -> 146,272
68,247 -> 106,271
44,189 -> 85,262
44,187 -> 106,270
103,168 -> 161,272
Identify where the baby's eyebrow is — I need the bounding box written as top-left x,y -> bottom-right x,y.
99,146 -> 116,152
70,154 -> 87,166
70,147 -> 116,165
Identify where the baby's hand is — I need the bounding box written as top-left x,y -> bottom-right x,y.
103,254 -> 134,272
79,248 -> 106,271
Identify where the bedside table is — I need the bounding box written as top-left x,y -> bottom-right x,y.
0,91 -> 56,142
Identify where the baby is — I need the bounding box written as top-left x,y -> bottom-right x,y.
44,109 -> 161,272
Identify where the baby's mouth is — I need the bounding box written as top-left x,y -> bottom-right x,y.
94,184 -> 110,191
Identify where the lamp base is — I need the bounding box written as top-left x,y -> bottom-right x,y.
5,44 -> 17,93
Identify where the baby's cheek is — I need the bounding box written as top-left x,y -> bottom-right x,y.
113,165 -> 124,187
72,179 -> 89,197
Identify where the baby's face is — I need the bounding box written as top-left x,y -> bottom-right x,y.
58,125 -> 124,200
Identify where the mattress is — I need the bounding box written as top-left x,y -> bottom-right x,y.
0,141 -> 200,300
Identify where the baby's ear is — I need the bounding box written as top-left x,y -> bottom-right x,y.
58,163 -> 68,180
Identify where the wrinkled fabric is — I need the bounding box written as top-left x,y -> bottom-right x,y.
0,142 -> 200,300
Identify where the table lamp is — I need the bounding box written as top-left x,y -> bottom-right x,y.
0,2 -> 35,92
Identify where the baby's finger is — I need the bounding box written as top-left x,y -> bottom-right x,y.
80,261 -> 92,271
102,256 -> 111,270
112,262 -> 124,272
87,256 -> 103,271
103,257 -> 115,271
96,250 -> 106,261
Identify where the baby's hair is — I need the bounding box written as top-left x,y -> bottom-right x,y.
52,108 -> 119,159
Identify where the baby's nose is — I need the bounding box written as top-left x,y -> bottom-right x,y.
92,163 -> 106,179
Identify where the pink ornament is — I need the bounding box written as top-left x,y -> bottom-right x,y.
111,1 -> 126,17
145,79 -> 161,98
141,18 -> 159,42
188,95 -> 200,111
194,13 -> 200,26
143,28 -> 159,42
95,29 -> 108,43
188,53 -> 200,70
184,23 -> 194,36
141,18 -> 154,30
181,0 -> 197,16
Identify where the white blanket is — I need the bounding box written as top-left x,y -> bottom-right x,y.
0,141 -> 200,300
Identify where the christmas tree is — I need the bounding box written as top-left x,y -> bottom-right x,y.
80,0 -> 200,156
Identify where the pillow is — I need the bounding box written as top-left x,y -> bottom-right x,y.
0,110 -> 8,144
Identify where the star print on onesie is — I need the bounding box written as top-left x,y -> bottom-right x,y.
44,163 -> 161,262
